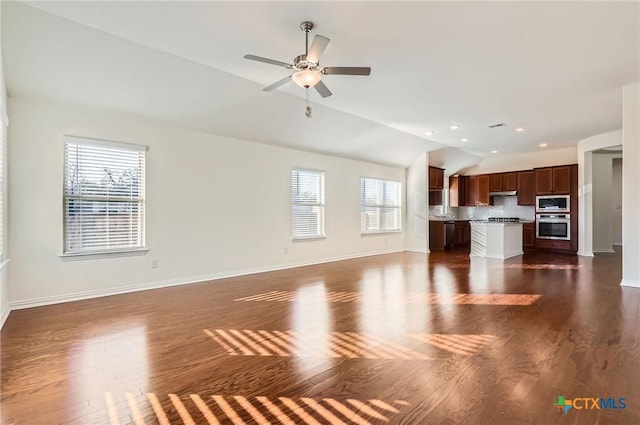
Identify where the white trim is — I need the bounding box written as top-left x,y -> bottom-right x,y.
620,279 -> 640,288
0,303 -> 10,329
60,248 -> 148,261
0,108 -> 8,126
593,248 -> 616,254
406,248 -> 429,254
0,259 -> 9,270
64,135 -> 147,152
577,251 -> 595,257
9,248 -> 404,310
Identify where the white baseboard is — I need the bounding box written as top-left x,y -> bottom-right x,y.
8,248 -> 405,311
577,251 -> 595,257
593,248 -> 616,253
0,302 -> 10,329
620,278 -> 640,288
406,248 -> 429,254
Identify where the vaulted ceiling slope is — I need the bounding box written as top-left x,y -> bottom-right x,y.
3,1 -> 639,167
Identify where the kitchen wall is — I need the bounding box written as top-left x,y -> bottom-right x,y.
612,158 -> 622,245
7,97 -> 407,306
429,196 -> 535,221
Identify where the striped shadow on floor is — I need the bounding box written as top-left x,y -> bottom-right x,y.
235,291 -> 541,306
204,329 -> 432,360
104,392 -> 409,425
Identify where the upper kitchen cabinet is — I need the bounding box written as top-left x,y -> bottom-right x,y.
517,171 -> 535,205
535,165 -> 572,194
476,175 -> 490,205
489,173 -> 503,192
503,172 -> 517,191
449,175 -> 466,207
490,172 -> 516,192
465,175 -> 490,206
429,166 -> 445,191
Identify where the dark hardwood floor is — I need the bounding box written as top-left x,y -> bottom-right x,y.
1,248 -> 638,425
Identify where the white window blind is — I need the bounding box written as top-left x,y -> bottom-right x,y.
63,136 -> 146,254
292,169 -> 325,239
360,177 -> 402,233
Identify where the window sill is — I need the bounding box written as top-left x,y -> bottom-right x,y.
60,248 -> 149,261
292,235 -> 326,242
361,230 -> 403,236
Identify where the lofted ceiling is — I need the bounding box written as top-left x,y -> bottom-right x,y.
2,1 -> 639,168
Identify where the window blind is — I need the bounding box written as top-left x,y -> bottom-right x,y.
291,169 -> 325,239
360,177 -> 402,233
63,136 -> 146,254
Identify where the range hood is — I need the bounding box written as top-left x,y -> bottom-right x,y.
489,190 -> 517,197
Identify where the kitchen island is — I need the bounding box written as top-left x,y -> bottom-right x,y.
469,220 -> 523,259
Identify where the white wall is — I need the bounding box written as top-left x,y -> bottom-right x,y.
0,2 -> 10,327
592,153 -> 618,253
406,153 -> 428,253
612,158 -> 622,245
622,83 -> 640,287
465,146 -> 577,174
576,130 -> 623,256
7,97 -> 407,305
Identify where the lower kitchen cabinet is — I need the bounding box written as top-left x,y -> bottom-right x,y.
454,221 -> 471,245
522,222 -> 535,248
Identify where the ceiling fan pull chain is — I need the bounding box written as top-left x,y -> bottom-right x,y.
305,88 -> 312,118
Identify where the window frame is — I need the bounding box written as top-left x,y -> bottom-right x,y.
61,135 -> 148,259
360,177 -> 403,235
291,168 -> 326,241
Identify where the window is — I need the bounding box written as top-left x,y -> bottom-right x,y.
360,177 -> 402,233
63,136 -> 146,255
291,169 -> 325,239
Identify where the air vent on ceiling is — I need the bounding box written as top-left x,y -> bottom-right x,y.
488,123 -> 507,128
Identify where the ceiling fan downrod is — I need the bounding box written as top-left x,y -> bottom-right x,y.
300,21 -> 314,58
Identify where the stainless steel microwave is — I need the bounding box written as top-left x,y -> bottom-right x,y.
536,195 -> 570,213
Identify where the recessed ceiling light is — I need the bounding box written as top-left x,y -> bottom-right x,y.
491,150 -> 498,154
515,127 -> 526,132
450,125 -> 459,130
539,143 -> 548,147
461,138 -> 468,142
425,130 -> 434,136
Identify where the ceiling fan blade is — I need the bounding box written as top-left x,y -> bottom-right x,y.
306,35 -> 330,63
323,67 -> 371,76
244,54 -> 293,69
263,75 -> 293,92
314,80 -> 332,98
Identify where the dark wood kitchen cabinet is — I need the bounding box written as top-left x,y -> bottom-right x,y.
449,175 -> 466,207
464,175 -> 489,206
517,171 -> 535,205
454,221 -> 471,245
535,165 -> 572,194
476,175 -> 490,205
429,166 -> 444,191
522,222 -> 535,248
490,173 -> 503,192
503,172 -> 517,191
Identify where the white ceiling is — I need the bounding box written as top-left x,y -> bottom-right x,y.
2,1 -> 639,168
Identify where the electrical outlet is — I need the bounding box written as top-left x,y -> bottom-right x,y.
151,259 -> 158,268
283,248 -> 288,255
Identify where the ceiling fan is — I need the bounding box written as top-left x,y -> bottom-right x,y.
244,21 -> 371,103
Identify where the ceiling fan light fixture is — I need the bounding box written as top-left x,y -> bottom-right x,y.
292,70 -> 321,88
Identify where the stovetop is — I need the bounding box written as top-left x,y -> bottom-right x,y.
487,217 -> 521,223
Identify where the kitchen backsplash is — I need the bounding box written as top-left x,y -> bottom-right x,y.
429,196 -> 535,220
